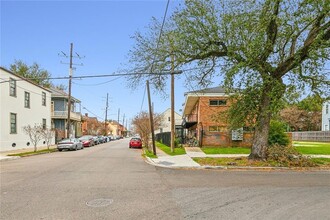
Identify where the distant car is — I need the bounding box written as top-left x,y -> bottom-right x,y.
129,138 -> 142,148
79,135 -> 94,147
97,136 -> 105,144
57,138 -> 83,151
92,136 -> 99,145
108,135 -> 114,141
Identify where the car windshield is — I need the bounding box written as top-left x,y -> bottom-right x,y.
79,136 -> 89,140
60,139 -> 75,142
131,138 -> 141,141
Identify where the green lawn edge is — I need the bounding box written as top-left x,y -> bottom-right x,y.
156,142 -> 186,156
8,148 -> 58,157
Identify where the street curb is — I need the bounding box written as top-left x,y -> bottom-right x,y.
144,156 -> 330,171
0,156 -> 21,161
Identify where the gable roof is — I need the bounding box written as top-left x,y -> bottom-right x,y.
185,86 -> 226,96
161,108 -> 181,117
183,86 -> 229,115
0,66 -> 52,93
49,87 -> 81,103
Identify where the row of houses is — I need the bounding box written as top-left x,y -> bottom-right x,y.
1,65 -> 329,151
0,67 -> 126,152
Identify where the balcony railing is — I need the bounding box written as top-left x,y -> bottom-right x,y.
51,111 -> 81,121
185,114 -> 198,122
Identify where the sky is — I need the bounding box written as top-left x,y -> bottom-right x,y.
1,0 -> 214,128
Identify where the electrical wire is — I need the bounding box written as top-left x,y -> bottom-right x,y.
72,76 -> 122,86
81,104 -> 103,121
140,84 -> 147,112
150,0 -> 170,73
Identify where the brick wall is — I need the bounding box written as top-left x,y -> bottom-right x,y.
201,131 -> 253,147
188,96 -> 253,147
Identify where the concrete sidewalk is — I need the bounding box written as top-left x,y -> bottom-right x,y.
145,147 -> 330,169
0,146 -> 57,161
145,147 -> 249,169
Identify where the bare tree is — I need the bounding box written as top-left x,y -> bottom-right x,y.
23,125 -> 43,152
131,111 -> 161,151
41,127 -> 55,150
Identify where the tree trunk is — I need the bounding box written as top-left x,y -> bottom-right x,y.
249,77 -> 286,160
249,86 -> 272,160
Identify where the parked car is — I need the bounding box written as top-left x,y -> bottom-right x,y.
93,136 -> 99,145
108,135 -> 114,141
129,138 -> 142,148
97,136 -> 105,144
79,135 -> 94,147
57,138 -> 83,151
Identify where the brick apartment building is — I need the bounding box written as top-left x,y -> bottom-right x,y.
182,86 -> 253,147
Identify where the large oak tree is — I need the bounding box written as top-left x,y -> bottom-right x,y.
127,0 -> 330,159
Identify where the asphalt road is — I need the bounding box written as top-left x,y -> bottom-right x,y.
1,139 -> 330,220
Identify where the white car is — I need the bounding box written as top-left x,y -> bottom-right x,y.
57,138 -> 83,151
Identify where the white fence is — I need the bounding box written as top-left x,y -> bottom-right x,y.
291,131 -> 330,142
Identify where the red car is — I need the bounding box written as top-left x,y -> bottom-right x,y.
129,138 -> 142,148
79,135 -> 94,147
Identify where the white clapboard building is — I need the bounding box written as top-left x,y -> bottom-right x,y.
0,67 -> 53,152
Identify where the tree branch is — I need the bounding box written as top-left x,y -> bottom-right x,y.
275,13 -> 330,77
260,0 -> 280,62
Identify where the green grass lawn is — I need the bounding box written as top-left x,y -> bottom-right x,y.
293,141 -> 330,155
156,142 -> 186,156
8,148 -> 57,157
201,147 -> 251,154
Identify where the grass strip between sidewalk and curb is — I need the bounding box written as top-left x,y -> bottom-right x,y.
8,148 -> 58,157
156,142 -> 186,156
142,148 -> 157,158
193,157 -> 330,168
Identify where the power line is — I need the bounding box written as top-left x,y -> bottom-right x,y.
140,84 -> 147,112
0,70 -> 182,82
150,0 -> 170,73
72,76 -> 122,86
81,104 -> 103,121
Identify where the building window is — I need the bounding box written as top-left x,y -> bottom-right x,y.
168,117 -> 171,121
209,99 -> 227,106
209,126 -> 227,132
24,92 -> 30,108
9,78 -> 16,97
42,92 -> 46,106
326,105 -> 329,114
10,113 -> 17,134
42,119 -> 46,129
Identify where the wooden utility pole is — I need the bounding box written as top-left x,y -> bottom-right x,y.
104,93 -> 109,135
147,80 -> 156,155
123,113 -> 125,137
170,53 -> 175,153
67,43 -> 73,139
117,108 -> 120,135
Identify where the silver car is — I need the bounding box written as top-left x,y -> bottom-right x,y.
57,138 -> 83,151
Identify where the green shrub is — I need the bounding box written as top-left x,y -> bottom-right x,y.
268,120 -> 289,146
174,138 -> 182,148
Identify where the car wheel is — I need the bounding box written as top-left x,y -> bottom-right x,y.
58,149 -> 62,152
74,146 -> 77,151
129,145 -> 131,148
